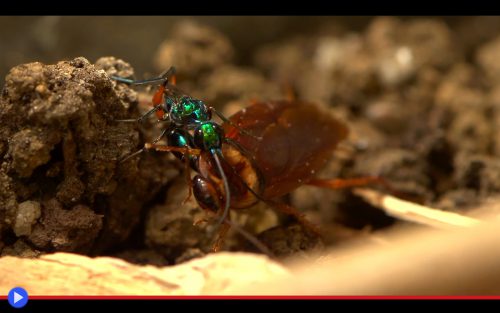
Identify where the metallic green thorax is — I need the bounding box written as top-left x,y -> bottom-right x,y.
170,96 -> 210,124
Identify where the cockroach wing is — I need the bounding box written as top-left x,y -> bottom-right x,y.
224,101 -> 348,198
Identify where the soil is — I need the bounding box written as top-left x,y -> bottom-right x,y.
1,17 -> 500,265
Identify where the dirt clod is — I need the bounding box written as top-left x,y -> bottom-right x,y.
13,200 -> 41,237
257,224 -> 324,258
0,57 -> 177,257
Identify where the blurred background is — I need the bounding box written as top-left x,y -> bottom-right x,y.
2,16 -> 500,81
3,16 -> 500,263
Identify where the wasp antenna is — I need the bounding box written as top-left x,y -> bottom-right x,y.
210,107 -> 261,141
223,219 -> 275,258
212,150 -> 231,227
112,66 -> 176,87
110,76 -> 136,84
160,66 -> 176,79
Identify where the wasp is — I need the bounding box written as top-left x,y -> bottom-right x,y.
113,68 -> 386,254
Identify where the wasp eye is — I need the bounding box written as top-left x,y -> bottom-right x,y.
164,97 -> 175,112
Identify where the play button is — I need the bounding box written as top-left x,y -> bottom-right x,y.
14,292 -> 24,303
8,287 -> 28,308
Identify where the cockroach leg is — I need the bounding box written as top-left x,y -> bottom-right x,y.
266,200 -> 323,237
212,220 -> 231,252
306,176 -> 392,191
282,81 -> 297,102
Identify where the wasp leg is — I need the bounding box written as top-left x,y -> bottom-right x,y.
144,143 -> 201,155
115,105 -> 163,123
119,128 -> 170,163
181,149 -> 193,205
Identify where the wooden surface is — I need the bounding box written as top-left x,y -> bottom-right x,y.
236,220 -> 500,295
0,252 -> 289,295
2,199 -> 500,295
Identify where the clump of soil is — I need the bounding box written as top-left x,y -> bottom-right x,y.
0,57 -> 176,258
2,17 -> 500,264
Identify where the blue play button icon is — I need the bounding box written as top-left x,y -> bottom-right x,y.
8,287 -> 28,308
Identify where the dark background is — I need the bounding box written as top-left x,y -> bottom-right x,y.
1,16 -> 495,81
